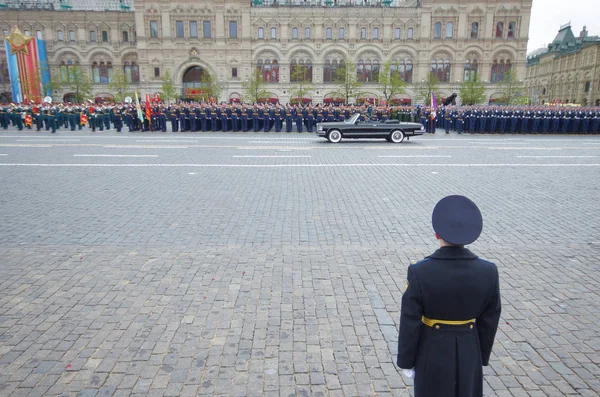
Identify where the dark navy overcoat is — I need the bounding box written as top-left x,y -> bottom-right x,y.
397,247 -> 501,397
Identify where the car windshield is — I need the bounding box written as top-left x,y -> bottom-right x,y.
345,113 -> 360,124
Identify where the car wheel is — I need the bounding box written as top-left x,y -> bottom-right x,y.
328,129 -> 342,143
390,129 -> 405,143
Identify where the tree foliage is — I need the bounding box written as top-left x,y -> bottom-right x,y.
159,70 -> 178,104
288,66 -> 313,104
60,65 -> 93,103
415,73 -> 440,106
459,73 -> 487,105
378,60 -> 407,104
108,72 -> 133,103
498,70 -> 527,105
331,60 -> 365,105
200,72 -> 222,102
242,69 -> 269,104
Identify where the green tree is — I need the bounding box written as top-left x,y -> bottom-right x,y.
415,73 -> 440,106
498,70 -> 527,105
108,72 -> 133,103
331,60 -> 365,105
200,72 -> 222,102
159,69 -> 178,104
242,69 -> 269,103
288,66 -> 313,104
61,65 -> 93,103
378,60 -> 407,105
459,73 -> 487,105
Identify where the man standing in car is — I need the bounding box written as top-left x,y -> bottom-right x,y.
397,195 -> 501,397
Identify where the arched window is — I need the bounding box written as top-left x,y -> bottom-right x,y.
124,62 -> 132,83
394,28 -> 401,40
258,27 -> 264,39
271,27 -> 276,39
434,22 -> 441,39
373,28 -> 379,40
323,58 -> 344,83
326,27 -> 332,39
430,58 -> 451,82
60,61 -> 68,82
391,59 -> 413,83
305,27 -> 311,39
92,62 -> 100,83
463,59 -> 479,81
290,56 -> 313,83
507,22 -> 516,39
356,58 -> 379,83
490,57 -> 512,82
122,31 -> 129,42
446,22 -> 453,38
407,28 -> 413,39
98,62 -> 112,84
256,57 -> 279,83
292,27 -> 298,39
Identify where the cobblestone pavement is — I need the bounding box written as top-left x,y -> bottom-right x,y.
0,128 -> 599,397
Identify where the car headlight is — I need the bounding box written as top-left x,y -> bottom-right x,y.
317,124 -> 323,131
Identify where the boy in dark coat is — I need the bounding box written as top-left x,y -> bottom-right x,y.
397,195 -> 501,397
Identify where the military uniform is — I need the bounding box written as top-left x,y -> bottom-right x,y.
397,196 -> 501,397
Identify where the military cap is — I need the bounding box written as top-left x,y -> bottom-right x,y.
432,195 -> 483,246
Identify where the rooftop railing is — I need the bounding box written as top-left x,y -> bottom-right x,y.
251,0 -> 412,7
0,0 -> 134,11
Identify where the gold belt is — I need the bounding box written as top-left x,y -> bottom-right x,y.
422,316 -> 475,327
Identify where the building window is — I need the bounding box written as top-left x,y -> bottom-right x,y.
391,60 -> 413,83
102,30 -> 109,42
471,22 -> 479,39
60,61 -> 68,81
2,30 -> 8,37
122,31 -> 129,42
373,28 -> 379,40
0,61 -> 9,83
203,21 -> 211,38
190,22 -> 198,38
229,21 -> 237,38
323,59 -> 344,83
357,59 -> 379,83
434,22 -> 441,39
326,27 -> 332,40
150,21 -> 158,38
232,67 -> 238,78
290,59 -> 313,83
92,61 -> 113,84
431,58 -> 451,82
490,59 -> 511,82
258,27 -> 264,39
176,21 -> 184,38
463,59 -> 478,81
496,22 -> 504,38
585,81 -> 591,93
292,27 -> 298,39
339,27 -> 344,39
69,30 -> 75,42
154,67 -> 160,78
36,30 -> 43,39
271,27 -> 276,39
25,30 -> 30,36
90,30 -> 96,42
407,28 -> 413,39
394,28 -> 401,40
361,27 -> 366,39
507,22 -> 516,39
57,30 -> 63,41
256,59 -> 279,82
446,22 -> 453,38
305,27 -> 310,39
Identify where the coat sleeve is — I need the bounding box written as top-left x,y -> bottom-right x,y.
477,266 -> 502,366
397,264 -> 423,369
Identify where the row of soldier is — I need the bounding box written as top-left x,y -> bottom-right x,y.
2,102 -> 600,134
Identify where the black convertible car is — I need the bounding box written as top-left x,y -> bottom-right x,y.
316,113 -> 425,143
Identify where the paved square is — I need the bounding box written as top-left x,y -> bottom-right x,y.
1,129 -> 599,396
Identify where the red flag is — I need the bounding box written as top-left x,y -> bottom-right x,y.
145,94 -> 152,131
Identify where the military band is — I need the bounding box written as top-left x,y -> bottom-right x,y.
1,102 -> 599,134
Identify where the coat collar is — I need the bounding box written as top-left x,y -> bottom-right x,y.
427,246 -> 479,260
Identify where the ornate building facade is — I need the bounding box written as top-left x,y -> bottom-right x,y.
525,24 -> 600,107
1,0 -> 532,104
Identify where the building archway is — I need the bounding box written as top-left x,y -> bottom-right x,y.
63,92 -> 76,103
182,66 -> 210,101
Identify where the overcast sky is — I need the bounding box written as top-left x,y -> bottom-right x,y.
527,0 -> 600,54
